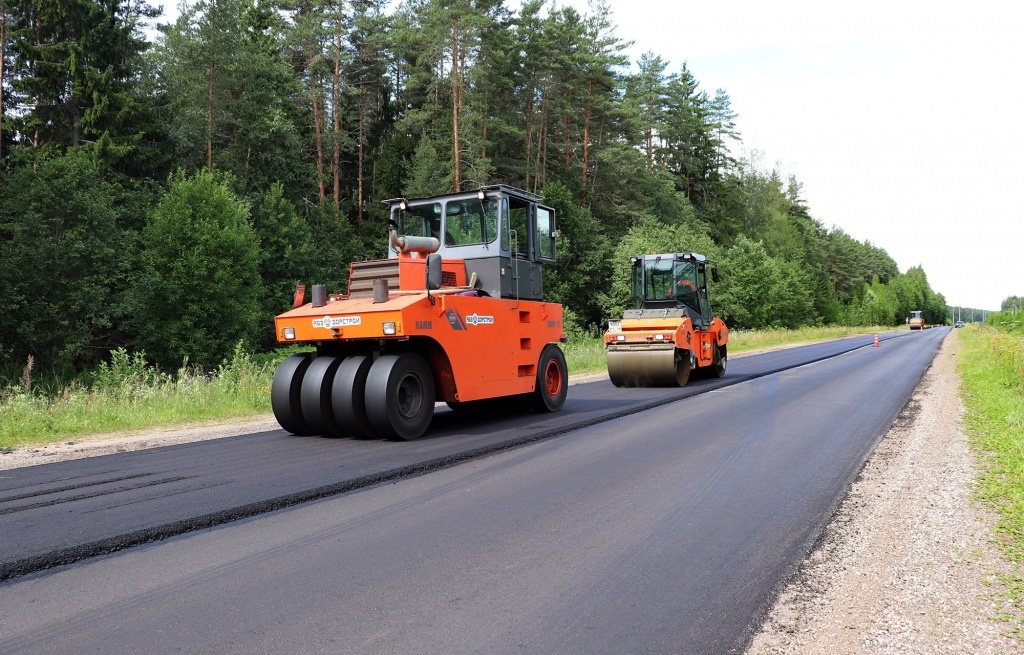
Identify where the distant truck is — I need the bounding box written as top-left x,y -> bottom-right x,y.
909,310 -> 925,330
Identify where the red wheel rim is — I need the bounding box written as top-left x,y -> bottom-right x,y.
544,359 -> 563,397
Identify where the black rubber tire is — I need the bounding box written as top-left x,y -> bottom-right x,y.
332,354 -> 375,438
526,345 -> 568,413
299,356 -> 344,437
711,344 -> 727,378
271,353 -> 314,435
365,353 -> 436,440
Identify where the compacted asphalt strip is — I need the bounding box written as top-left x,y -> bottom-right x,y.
0,328 -> 949,655
0,330 -> 920,581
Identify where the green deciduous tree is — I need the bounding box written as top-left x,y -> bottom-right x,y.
540,180 -> 612,332
131,170 -> 263,369
0,150 -> 123,375
252,182 -> 316,347
715,236 -> 813,329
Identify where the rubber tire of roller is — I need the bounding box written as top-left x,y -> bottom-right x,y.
711,344 -> 727,378
300,356 -> 344,437
527,345 -> 568,412
332,354 -> 375,439
364,353 -> 436,441
271,353 -> 314,435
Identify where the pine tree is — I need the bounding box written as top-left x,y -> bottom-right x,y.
154,0 -> 304,198
4,0 -> 158,156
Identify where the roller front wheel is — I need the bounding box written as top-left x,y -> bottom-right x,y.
365,353 -> 436,440
332,354 -> 375,438
607,348 -> 690,387
271,353 -> 314,435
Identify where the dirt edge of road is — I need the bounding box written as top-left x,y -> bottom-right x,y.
745,331 -> 1023,654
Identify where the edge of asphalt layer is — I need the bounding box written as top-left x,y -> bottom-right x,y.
1,331 -> 925,583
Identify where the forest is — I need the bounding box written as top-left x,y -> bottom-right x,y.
0,0 -> 950,379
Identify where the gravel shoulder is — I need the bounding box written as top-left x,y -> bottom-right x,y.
746,331 -> 1023,654
4,334 -> 1022,653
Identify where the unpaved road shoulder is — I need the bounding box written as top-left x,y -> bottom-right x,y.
746,332 -> 1023,654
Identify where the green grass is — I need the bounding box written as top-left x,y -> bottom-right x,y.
565,324 -> 887,375
0,324 -> 888,450
727,324 -> 890,352
0,346 -> 278,450
957,325 -> 1024,627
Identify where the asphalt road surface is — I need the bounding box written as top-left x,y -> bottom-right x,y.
0,329 -> 946,654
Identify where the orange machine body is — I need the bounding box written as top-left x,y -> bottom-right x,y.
602,312 -> 728,370
275,253 -> 564,403
603,252 -> 729,387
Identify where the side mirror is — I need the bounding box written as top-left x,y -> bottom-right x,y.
426,253 -> 442,290
711,267 -> 721,284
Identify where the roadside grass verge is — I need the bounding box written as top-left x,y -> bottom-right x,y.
566,324 -> 887,375
0,346 -> 279,450
1,324 -> 886,450
957,325 -> 1024,626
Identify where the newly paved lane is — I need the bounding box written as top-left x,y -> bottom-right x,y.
0,332 -> 899,580
0,329 -> 946,654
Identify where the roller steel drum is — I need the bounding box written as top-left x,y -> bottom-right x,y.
607,347 -> 690,387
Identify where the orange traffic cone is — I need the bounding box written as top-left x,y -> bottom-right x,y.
873,333 -> 880,347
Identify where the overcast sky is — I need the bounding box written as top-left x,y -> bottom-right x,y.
554,0 -> 1021,311
152,0 -> 1021,311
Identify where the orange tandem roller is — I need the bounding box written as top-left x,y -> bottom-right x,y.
603,252 -> 728,387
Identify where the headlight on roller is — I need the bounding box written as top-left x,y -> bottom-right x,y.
283,327 -> 296,340
382,322 -> 396,335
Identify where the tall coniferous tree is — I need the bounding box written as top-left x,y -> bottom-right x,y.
287,0 -> 331,203
577,0 -> 628,192
625,51 -> 669,171
4,0 -> 157,156
155,0 -> 304,197
708,89 -> 739,176
0,0 -> 7,161
349,0 -> 385,220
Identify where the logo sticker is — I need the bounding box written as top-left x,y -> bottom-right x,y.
312,315 -> 362,329
446,310 -> 465,331
465,313 -> 495,326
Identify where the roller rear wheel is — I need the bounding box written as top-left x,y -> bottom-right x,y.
365,353 -> 435,440
526,345 -> 568,413
271,353 -> 314,435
